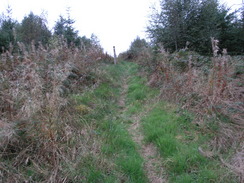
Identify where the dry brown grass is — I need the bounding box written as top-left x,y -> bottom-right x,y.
0,38 -> 107,182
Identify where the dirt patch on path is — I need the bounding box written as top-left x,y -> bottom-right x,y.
129,115 -> 167,183
119,77 -> 167,183
118,79 -> 127,108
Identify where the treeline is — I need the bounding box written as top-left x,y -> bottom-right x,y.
147,0 -> 244,55
0,7 -> 102,52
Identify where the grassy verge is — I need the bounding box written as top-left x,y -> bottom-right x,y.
142,105 -> 220,182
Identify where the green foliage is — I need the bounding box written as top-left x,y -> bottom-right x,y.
129,37 -> 148,59
90,33 -> 103,51
54,13 -> 81,47
0,19 -> 16,51
148,0 -> 244,54
0,6 -> 105,53
120,37 -> 149,60
219,6 -> 244,54
18,12 -> 51,45
0,6 -> 17,51
54,13 -> 103,50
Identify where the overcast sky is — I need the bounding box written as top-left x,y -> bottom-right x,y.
0,0 -> 243,54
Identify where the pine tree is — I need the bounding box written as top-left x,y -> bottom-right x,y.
54,9 -> 80,47
0,6 -> 17,52
147,0 -> 243,54
18,12 -> 51,46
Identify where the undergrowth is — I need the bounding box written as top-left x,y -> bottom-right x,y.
124,62 -> 239,182
0,38 -> 111,182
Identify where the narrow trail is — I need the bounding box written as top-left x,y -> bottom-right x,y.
129,115 -> 167,183
119,76 -> 167,183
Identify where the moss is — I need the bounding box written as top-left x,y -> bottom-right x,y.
75,104 -> 92,114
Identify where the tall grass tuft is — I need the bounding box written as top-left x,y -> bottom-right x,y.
0,37 -> 107,182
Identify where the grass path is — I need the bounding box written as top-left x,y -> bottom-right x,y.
114,62 -> 231,182
71,61 -> 234,182
128,112 -> 166,183
119,75 -> 167,183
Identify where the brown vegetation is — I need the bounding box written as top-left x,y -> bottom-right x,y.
0,38 -> 110,182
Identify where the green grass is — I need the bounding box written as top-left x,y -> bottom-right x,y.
68,62 -> 147,182
101,119 -> 147,183
141,103 -> 231,182
125,66 -> 158,116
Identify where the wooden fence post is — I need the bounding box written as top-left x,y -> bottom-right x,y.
113,46 -> 117,64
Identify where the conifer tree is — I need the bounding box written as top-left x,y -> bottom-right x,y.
147,0 -> 243,54
0,6 -> 17,51
54,9 -> 80,47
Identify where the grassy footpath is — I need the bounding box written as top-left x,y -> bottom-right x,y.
67,61 -> 234,182
69,62 -> 147,182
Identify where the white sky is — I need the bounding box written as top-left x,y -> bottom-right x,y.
0,0 -> 243,54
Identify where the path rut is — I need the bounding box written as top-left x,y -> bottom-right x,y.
119,77 -> 167,183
